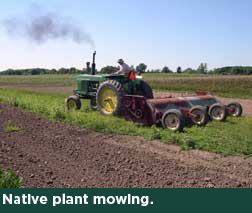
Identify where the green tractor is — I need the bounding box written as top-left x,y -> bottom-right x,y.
65,52 -> 153,116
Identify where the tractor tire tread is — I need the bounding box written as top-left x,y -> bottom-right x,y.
96,80 -> 125,116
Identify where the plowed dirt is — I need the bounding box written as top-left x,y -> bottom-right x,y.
1,103 -> 252,188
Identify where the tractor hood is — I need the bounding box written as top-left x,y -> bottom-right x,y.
76,74 -> 108,82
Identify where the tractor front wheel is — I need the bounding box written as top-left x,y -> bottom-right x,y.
65,95 -> 81,111
96,80 -> 124,116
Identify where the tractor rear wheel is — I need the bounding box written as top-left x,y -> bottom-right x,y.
162,109 -> 185,132
190,106 -> 209,126
138,81 -> 154,99
65,95 -> 81,111
209,103 -> 227,122
96,80 -> 125,116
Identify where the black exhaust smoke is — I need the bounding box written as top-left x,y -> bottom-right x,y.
1,5 -> 95,47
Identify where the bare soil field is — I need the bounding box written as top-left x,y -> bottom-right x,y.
1,103 -> 252,188
1,83 -> 252,116
0,83 -> 74,95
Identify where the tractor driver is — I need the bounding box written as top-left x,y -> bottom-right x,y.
115,59 -> 131,76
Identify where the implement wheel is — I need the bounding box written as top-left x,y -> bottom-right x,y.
190,106 -> 209,126
65,95 -> 81,111
162,109 -> 185,132
209,103 -> 227,122
96,80 -> 124,116
227,102 -> 243,117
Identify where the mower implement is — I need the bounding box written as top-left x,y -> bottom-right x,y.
123,94 -> 243,131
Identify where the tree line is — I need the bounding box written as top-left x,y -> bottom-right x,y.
100,63 -> 252,75
1,63 -> 252,75
0,68 -> 85,75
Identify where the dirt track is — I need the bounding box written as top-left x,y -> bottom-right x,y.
1,103 -> 252,188
0,84 -> 74,95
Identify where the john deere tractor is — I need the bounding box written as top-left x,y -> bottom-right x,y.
65,52 -> 153,116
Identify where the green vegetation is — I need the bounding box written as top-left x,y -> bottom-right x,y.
0,89 -> 252,156
0,168 -> 22,188
212,66 -> 252,75
143,73 -> 209,79
1,74 -> 252,99
136,63 -> 148,73
4,121 -> 23,133
0,68 -> 84,75
2,65 -> 252,75
100,66 -> 118,74
0,73 -> 210,85
0,74 -> 76,85
161,66 -> 173,73
144,74 -> 252,99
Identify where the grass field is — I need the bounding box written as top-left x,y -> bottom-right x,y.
146,75 -> 252,99
1,88 -> 252,156
1,74 -> 252,99
0,74 -> 76,85
0,73 -> 208,85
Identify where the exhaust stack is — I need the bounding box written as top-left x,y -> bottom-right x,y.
92,51 -> 96,75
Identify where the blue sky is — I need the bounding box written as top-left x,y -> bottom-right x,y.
0,0 -> 252,71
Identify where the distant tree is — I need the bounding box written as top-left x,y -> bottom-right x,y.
183,68 -> 195,74
212,66 -> 252,75
161,66 -> 172,73
31,69 -> 40,75
100,66 -> 118,74
136,63 -> 148,73
58,68 -> 67,74
197,63 -> 208,74
177,67 -> 182,74
69,67 -> 77,74
51,69 -> 57,74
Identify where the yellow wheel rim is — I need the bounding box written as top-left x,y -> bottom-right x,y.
68,100 -> 76,110
98,87 -> 118,114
